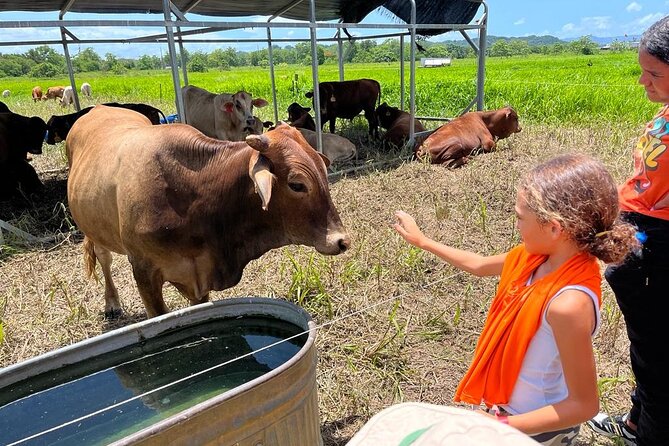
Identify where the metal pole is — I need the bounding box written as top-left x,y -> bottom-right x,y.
266,26 -> 279,124
309,0 -> 323,153
163,0 -> 185,121
59,27 -> 80,111
408,0 -> 417,146
336,29 -> 344,81
399,34 -> 405,111
476,1 -> 488,111
177,27 -> 189,86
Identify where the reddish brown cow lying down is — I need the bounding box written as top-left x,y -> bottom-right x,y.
376,102 -> 426,149
416,106 -> 521,168
66,106 -> 350,318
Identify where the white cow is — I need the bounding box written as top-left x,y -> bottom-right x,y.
60,86 -> 74,107
80,82 -> 92,97
2,90 -> 10,98
298,128 -> 357,164
182,85 -> 269,142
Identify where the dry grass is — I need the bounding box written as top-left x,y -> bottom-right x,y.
0,122 -> 640,446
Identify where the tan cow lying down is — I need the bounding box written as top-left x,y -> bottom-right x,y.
182,85 -> 268,141
297,128 -> 357,164
67,106 -> 350,318
416,106 -> 521,168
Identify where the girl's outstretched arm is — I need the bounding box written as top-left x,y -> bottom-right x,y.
393,210 -> 506,277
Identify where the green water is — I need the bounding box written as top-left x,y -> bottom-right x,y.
0,316 -> 306,446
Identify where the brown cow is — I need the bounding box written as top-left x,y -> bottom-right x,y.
31,86 -> 43,102
305,78 -> 381,138
44,86 -> 66,101
66,106 -> 350,318
376,102 -> 426,149
416,106 -> 521,168
287,102 -> 316,131
182,85 -> 269,141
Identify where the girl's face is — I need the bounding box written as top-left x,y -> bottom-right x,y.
515,192 -> 554,255
639,48 -> 669,104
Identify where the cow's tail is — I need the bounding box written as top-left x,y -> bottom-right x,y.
83,236 -> 99,281
376,80 -> 382,107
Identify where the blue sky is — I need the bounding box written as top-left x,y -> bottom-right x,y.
0,0 -> 666,58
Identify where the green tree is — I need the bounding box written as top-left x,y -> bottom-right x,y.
569,36 -> 598,55
0,54 -> 34,77
488,40 -> 511,57
508,40 -> 531,56
29,62 -> 59,78
73,47 -> 102,72
137,54 -> 160,70
25,45 -> 64,68
187,51 -> 208,72
102,52 -> 118,71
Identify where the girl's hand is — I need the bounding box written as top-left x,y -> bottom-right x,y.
393,210 -> 425,247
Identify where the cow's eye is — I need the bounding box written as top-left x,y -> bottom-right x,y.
288,182 -> 307,193
236,103 -> 242,110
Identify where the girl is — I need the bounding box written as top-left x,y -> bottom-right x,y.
394,154 -> 638,445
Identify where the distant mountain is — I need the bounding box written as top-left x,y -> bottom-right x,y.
563,35 -> 641,44
433,34 -> 640,47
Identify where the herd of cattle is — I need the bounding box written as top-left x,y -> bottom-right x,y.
0,77 -> 521,317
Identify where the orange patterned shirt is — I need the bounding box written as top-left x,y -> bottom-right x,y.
619,105 -> 669,220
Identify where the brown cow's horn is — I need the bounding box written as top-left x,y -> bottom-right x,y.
246,133 -> 270,153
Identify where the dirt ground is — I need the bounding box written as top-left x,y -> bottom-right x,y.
0,123 -> 638,445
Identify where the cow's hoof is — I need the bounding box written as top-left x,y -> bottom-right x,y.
104,308 -> 123,319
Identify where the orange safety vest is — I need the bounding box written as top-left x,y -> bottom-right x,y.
454,245 -> 601,406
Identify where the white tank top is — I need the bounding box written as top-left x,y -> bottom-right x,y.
501,284 -> 601,415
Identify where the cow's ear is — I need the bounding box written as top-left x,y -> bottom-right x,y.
304,107 -> 311,113
222,101 -> 234,113
318,152 -> 331,168
248,152 -> 275,211
253,98 -> 269,108
305,91 -> 313,98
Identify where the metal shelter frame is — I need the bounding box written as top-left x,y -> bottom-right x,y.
0,0 -> 489,150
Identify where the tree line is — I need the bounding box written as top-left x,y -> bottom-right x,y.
0,36 -> 635,78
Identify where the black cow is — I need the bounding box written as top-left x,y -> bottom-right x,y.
286,102 -> 316,131
305,79 -> 381,138
46,102 -> 168,144
0,111 -> 47,199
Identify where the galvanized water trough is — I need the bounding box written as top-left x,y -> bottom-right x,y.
0,298 -> 322,446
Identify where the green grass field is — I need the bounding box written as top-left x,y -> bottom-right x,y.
0,51 -> 653,127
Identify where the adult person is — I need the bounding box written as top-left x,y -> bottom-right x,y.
587,14 -> 669,446
394,154 -> 638,445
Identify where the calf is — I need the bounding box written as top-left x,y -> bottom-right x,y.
0,111 -> 47,199
81,82 -> 92,97
416,106 -> 521,168
182,85 -> 269,141
60,86 -> 74,107
305,78 -> 381,138
298,128 -> 356,164
376,102 -> 426,149
104,102 -> 166,125
32,86 -> 43,102
287,102 -> 316,131
44,86 -> 66,101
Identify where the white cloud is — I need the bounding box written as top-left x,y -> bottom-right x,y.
513,18 -> 525,26
627,2 -> 643,12
562,23 -> 576,33
637,12 -> 666,26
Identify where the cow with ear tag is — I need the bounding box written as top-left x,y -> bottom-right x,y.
66,106 -> 350,318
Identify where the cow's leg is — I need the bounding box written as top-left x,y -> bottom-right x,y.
92,243 -> 122,318
364,107 -> 378,139
128,256 -> 169,318
329,118 -> 336,133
